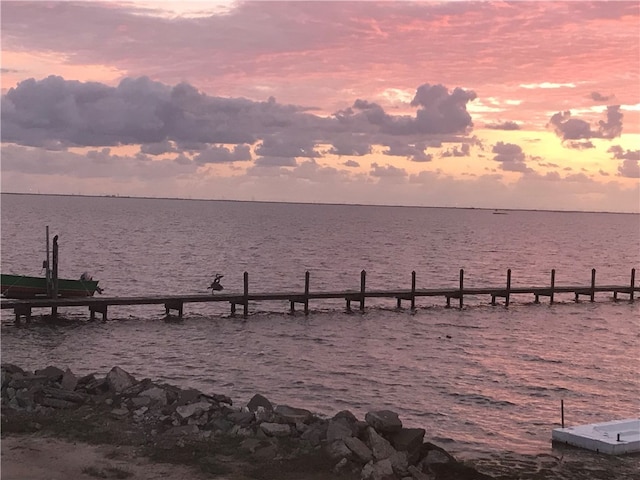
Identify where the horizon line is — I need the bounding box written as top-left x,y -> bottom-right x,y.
1,191 -> 638,216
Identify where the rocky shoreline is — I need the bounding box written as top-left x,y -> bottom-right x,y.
2,363 -> 638,480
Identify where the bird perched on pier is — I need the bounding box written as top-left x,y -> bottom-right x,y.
208,274 -> 224,293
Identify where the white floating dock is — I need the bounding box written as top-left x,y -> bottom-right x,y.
552,418 -> 640,454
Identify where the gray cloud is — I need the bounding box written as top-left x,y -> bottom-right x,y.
370,163 -> 408,179
441,144 -> 471,157
2,76 -> 479,166
486,121 -> 520,130
194,144 -> 252,164
492,141 -> 532,173
254,156 -> 297,167
548,105 -> 623,143
383,141 -> 431,162
335,83 -> 476,137
256,134 -> 320,158
618,160 -> 640,178
590,92 -> 612,102
608,145 -> 640,161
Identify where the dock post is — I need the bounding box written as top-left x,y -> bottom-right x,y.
411,270 -> 416,310
45,226 -> 51,297
631,268 -> 636,302
550,269 -> 555,304
561,399 -> 565,428
505,269 -> 512,307
51,235 -> 59,319
304,270 -> 310,315
459,269 -> 464,309
360,270 -> 366,312
590,268 -> 596,302
243,271 -> 249,318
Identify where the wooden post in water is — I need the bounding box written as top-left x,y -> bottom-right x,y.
505,268 -> 512,307
411,270 -> 416,309
561,399 -> 565,428
459,268 -> 464,309
550,269 -> 556,305
590,268 -> 596,302
304,270 -> 310,315
45,226 -> 51,298
243,271 -> 249,318
360,270 -> 366,312
292,271 -> 310,314
51,235 -> 59,319
631,268 -> 636,302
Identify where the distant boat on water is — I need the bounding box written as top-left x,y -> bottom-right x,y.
493,209 -> 508,215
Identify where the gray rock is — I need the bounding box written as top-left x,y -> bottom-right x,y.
372,458 -> 394,479
344,435 -> 373,463
60,369 -> 78,391
326,418 -> 353,442
325,439 -> 352,460
247,393 -> 273,412
35,366 -> 65,382
228,410 -> 254,426
274,404 -> 313,424
390,450 -> 409,476
300,421 -> 325,447
407,465 -> 433,480
421,448 -> 453,466
365,410 -> 403,434
177,388 -> 201,406
367,426 -> 396,460
389,428 -> 426,464
106,367 -> 137,394
260,422 -> 291,437
131,396 -> 151,408
176,401 -> 211,419
139,386 -> 168,405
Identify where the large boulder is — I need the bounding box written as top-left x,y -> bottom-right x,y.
247,393 -> 272,412
365,410 -> 402,434
106,367 -> 137,394
388,427 -> 426,464
274,404 -> 314,424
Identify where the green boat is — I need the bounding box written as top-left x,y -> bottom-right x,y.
1,273 -> 101,299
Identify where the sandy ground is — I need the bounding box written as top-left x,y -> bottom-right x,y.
1,434 -> 213,480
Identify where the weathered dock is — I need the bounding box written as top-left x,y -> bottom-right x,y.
1,268 -> 636,323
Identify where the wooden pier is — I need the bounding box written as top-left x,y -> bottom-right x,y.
1,268 -> 636,324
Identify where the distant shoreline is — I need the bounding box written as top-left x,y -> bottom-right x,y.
1,191 -> 637,216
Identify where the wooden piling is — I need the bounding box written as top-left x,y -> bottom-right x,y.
505,268 -> 512,307
289,271 -> 310,315
51,235 -> 59,319
396,271 -> 416,309
459,269 -> 464,309
630,268 -> 635,302
304,271 -> 310,314
360,270 -> 366,312
243,271 -> 249,317
590,268 -> 596,302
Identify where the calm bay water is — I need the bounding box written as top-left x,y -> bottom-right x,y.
1,193 -> 639,460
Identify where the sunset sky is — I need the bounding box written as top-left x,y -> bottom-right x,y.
1,1 -> 639,212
